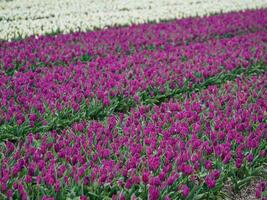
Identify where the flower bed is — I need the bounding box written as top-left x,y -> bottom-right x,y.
0,73 -> 266,199
1,9 -> 266,72
0,0 -> 266,41
0,7 -> 266,200
0,30 -> 266,140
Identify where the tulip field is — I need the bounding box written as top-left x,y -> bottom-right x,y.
0,2 -> 267,200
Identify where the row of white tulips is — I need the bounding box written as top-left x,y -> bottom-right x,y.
0,0 -> 266,41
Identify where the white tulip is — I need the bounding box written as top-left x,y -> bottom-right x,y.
0,0 -> 266,40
